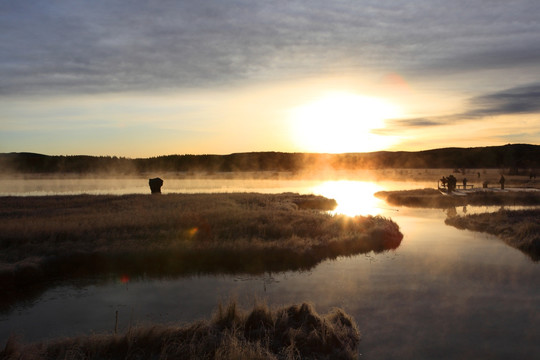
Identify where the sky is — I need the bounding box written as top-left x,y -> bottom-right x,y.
1,0 -> 540,157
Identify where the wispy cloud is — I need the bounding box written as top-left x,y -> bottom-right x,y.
387,83 -> 540,130
468,84 -> 540,116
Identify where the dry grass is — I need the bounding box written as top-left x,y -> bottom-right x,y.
1,301 -> 360,360
376,188 -> 540,260
0,193 -> 402,308
375,188 -> 540,208
445,209 -> 540,261
0,193 -> 338,259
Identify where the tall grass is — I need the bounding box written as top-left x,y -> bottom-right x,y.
1,301 -> 360,360
445,209 -> 540,261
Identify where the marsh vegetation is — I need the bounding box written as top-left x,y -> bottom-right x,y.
446,209 -> 540,261
1,301 -> 360,360
0,193 -> 402,309
375,188 -> 540,260
375,188 -> 540,208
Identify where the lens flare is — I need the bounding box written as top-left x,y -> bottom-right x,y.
188,227 -> 198,237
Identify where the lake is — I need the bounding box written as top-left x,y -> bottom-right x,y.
1,177 -> 538,359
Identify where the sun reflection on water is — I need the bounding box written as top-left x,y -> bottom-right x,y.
310,180 -> 385,216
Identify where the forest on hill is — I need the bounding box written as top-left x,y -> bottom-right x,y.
1,144 -> 539,175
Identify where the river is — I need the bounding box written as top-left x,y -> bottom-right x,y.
0,177 -> 538,359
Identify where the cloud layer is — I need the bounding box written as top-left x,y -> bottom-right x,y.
2,1 -> 540,155
1,0 -> 540,95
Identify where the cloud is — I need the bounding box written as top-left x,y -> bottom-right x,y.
1,1 -> 540,96
387,83 -> 540,129
468,84 -> 540,116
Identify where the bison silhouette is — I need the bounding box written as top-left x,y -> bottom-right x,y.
149,177 -> 163,194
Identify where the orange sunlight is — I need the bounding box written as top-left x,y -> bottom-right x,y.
310,180 -> 385,216
289,91 -> 401,153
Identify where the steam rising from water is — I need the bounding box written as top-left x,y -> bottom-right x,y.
0,175 -> 436,216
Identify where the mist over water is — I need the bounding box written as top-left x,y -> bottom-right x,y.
0,177 -> 433,216
1,177 -> 538,359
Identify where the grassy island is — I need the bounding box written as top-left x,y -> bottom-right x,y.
0,193 -> 402,308
375,188 -> 540,208
375,189 -> 540,260
1,301 -> 360,360
446,209 -> 540,261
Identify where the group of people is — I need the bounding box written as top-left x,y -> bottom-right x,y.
440,174 -> 506,192
440,175 -> 459,192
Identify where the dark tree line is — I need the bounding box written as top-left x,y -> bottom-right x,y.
1,144 -> 539,175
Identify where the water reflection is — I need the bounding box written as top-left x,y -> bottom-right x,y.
310,180 -> 385,216
2,209 -> 537,359
1,178 -> 538,359
1,227 -> 403,313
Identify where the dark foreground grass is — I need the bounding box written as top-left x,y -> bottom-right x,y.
445,209 -> 540,261
1,301 -> 360,360
375,188 -> 540,208
0,193 -> 402,309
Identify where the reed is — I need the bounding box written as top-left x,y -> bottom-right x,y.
1,301 -> 361,360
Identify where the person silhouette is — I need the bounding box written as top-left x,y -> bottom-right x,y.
447,175 -> 457,192
499,175 -> 505,190
440,176 -> 447,190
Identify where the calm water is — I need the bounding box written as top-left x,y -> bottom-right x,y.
1,178 -> 539,359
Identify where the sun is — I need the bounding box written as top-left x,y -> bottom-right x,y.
288,91 -> 401,153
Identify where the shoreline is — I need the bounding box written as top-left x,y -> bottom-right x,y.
375,188 -> 540,208
375,188 -> 540,260
445,209 -> 540,262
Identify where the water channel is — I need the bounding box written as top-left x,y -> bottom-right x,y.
0,177 -> 538,359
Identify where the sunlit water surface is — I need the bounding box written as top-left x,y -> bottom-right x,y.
1,178 -> 538,359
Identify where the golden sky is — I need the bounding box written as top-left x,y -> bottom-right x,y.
1,1 -> 539,157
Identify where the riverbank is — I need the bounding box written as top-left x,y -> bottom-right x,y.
0,193 -> 402,308
375,188 -> 540,260
375,188 -> 540,208
1,301 -> 360,360
446,209 -> 540,261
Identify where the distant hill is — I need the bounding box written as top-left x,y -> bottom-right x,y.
1,144 -> 539,175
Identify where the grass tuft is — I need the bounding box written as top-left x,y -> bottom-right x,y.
1,301 -> 360,360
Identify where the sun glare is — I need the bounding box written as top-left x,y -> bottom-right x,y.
289,92 -> 401,153
311,180 -> 385,217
